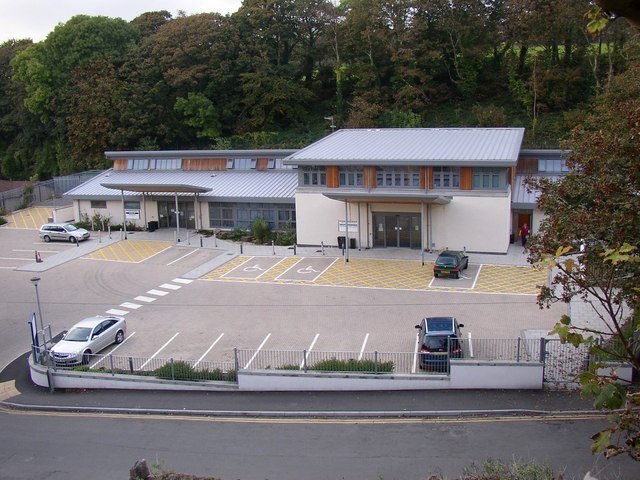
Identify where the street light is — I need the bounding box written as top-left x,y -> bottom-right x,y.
30,276 -> 48,359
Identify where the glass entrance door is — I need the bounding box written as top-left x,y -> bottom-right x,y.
158,201 -> 195,229
373,213 -> 421,248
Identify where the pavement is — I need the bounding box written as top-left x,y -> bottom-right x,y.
0,226 -> 596,419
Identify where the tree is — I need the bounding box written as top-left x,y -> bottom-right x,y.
526,58 -> 640,460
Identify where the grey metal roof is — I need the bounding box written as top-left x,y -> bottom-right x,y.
512,174 -> 564,208
284,128 -> 525,166
64,169 -> 297,202
104,149 -> 298,160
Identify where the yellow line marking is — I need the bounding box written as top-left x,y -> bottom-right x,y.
0,381 -> 20,401
83,240 -> 173,263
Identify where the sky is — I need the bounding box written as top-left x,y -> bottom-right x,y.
0,0 -> 244,44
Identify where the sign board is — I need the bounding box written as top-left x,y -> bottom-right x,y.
338,220 -> 359,233
125,209 -> 140,219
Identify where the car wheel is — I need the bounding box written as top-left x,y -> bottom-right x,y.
43,235 -> 51,242
115,330 -> 124,344
454,271 -> 459,279
81,351 -> 91,365
69,236 -> 78,243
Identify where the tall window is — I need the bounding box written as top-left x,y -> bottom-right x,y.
375,168 -> 420,187
209,202 -> 295,230
339,167 -> 364,186
302,167 -> 327,186
538,159 -> 568,172
432,167 -> 460,188
472,168 -> 503,189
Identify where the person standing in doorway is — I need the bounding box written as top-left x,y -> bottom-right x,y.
520,223 -> 530,247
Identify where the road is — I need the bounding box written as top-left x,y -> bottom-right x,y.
1,407 -> 636,480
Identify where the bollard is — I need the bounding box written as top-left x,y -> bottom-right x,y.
200,236 -> 203,247
321,241 -> 325,256
272,240 -> 275,255
35,251 -> 42,263
240,242 -> 243,254
293,244 -> 297,256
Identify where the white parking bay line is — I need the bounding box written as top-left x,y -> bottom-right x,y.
300,333 -> 320,370
358,333 -> 370,361
106,309 -> 129,316
90,331 -> 136,368
194,333 -> 225,368
167,249 -> 199,266
147,289 -> 169,296
172,278 -> 193,285
140,332 -> 180,369
120,302 -> 142,309
244,333 -> 271,369
159,283 -> 181,290
135,295 -> 156,303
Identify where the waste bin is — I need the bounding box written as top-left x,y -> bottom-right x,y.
337,236 -> 346,249
509,233 -> 514,244
147,221 -> 158,232
349,238 -> 356,249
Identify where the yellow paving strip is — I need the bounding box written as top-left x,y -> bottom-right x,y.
205,256 -> 545,295
0,380 -> 20,401
4,207 -> 52,229
83,240 -> 172,263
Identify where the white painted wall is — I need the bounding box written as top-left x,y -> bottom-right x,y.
296,191 -> 512,253
75,199 -> 159,230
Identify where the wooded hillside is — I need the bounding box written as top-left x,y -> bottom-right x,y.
0,0 -> 637,180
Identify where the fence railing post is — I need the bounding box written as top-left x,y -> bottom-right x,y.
170,358 -> 175,380
128,357 -> 134,374
234,348 -> 239,374
303,349 -> 307,373
109,354 -> 114,376
374,351 -> 378,374
539,337 -> 546,364
516,337 -> 521,363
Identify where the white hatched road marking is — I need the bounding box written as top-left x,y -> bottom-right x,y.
90,331 -> 136,368
167,249 -> 199,266
140,332 -> 180,369
147,289 -> 169,296
120,302 -> 142,309
135,295 -> 156,303
194,333 -> 225,368
106,309 -> 129,316
172,278 -> 193,284
300,333 -> 320,370
358,333 -> 370,361
244,333 -> 271,369
159,283 -> 181,290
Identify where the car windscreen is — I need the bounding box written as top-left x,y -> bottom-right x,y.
436,257 -> 456,266
64,224 -> 79,231
423,336 -> 448,351
65,327 -> 92,341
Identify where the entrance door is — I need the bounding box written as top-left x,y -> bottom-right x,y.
373,213 -> 421,248
158,201 -> 196,229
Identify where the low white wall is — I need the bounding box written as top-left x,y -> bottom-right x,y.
30,359 -> 544,391
450,361 -> 543,389
52,206 -> 75,223
597,363 -> 634,385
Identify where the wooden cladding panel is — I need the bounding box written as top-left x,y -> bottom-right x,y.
113,159 -> 128,171
363,167 -> 376,189
256,158 -> 269,170
326,166 -> 339,188
183,158 -> 227,171
460,167 -> 472,190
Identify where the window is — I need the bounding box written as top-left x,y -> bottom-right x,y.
472,168 -> 503,189
339,167 -> 364,186
538,159 -> 568,173
124,201 -> 140,210
302,167 -> 327,186
127,159 -> 149,170
375,168 -> 420,187
230,158 -> 257,169
209,202 -> 296,230
432,167 -> 460,188
151,159 -> 182,170
90,200 -> 107,209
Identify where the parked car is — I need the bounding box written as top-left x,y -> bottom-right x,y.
40,222 -> 90,243
415,316 -> 464,372
433,250 -> 468,278
49,316 -> 126,366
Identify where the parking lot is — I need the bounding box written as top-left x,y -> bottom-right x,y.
0,220 -> 564,372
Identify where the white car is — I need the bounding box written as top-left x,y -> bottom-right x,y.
49,316 -> 126,366
40,222 -> 90,243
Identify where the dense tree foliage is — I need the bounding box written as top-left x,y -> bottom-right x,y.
0,1 -> 638,179
526,57 -> 639,461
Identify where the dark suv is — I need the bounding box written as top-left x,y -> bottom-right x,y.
415,316 -> 464,372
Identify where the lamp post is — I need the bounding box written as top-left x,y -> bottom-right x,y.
30,277 -> 47,358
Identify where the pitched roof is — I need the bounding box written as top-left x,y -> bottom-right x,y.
64,169 -> 297,202
284,128 -> 525,166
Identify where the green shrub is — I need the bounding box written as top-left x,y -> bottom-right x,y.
275,226 -> 296,246
310,357 -> 394,373
251,217 -> 271,244
218,227 -> 247,241
0,217 -> 6,226
153,361 -> 236,382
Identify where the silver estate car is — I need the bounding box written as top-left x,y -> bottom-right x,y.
40,222 -> 90,243
49,316 -> 126,365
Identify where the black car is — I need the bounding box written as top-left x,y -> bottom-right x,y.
433,250 -> 469,278
415,316 -> 464,372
